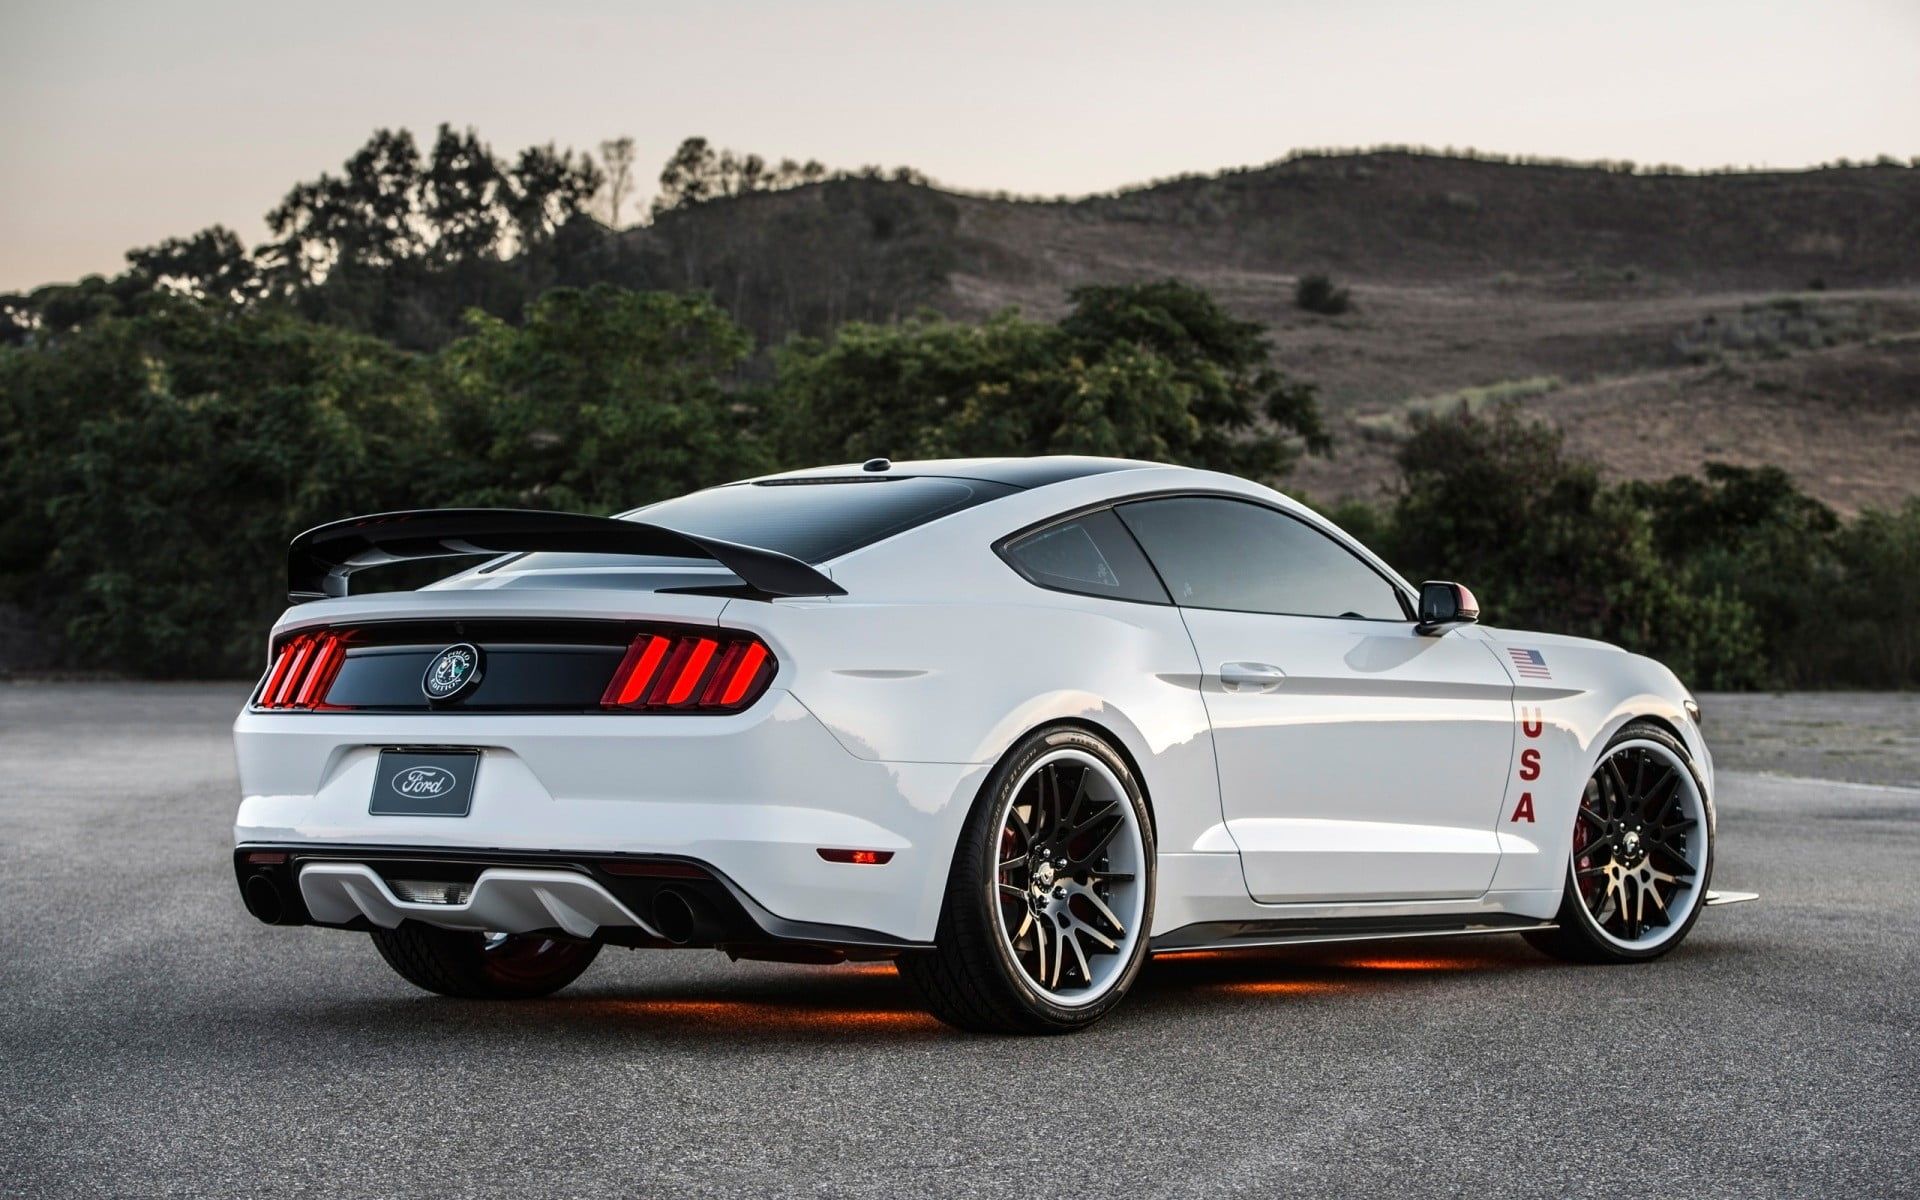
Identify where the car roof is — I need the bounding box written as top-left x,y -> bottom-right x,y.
748,456 -> 1157,489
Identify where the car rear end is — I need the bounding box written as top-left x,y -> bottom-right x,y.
229,467 -> 1058,957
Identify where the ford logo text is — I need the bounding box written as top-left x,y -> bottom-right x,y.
391,766 -> 456,798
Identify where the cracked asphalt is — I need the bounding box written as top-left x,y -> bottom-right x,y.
2,683 -> 1915,1198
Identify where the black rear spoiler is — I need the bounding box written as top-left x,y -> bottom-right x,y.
286,508 -> 845,603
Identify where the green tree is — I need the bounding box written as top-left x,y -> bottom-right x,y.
423,125 -> 508,264
598,136 -> 638,227
124,226 -> 262,305
2,300 -> 433,676
1830,499 -> 1920,686
1060,281 -> 1328,472
1625,463 -> 1842,686
1386,403 -> 1765,687
430,284 -> 761,513
771,280 -> 1327,478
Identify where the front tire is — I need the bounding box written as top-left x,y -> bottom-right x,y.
370,925 -> 600,999
1527,720 -> 1714,964
897,726 -> 1155,1034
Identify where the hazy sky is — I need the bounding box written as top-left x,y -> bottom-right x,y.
3,0 -> 1915,291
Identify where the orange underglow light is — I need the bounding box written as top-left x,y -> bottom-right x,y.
602,998 -> 941,1034
832,962 -> 900,977
1216,980 -> 1340,997
1151,949 -> 1242,962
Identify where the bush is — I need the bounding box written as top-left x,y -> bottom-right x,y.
3,301 -> 435,676
1294,273 -> 1351,315
1375,404 -> 1913,689
771,280 -> 1327,479
1383,402 -> 1768,688
1826,498 -> 1920,687
430,285 -> 762,513
0,287 -> 762,677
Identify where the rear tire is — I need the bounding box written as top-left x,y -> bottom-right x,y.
1527,720 -> 1714,964
370,925 -> 600,999
897,726 -> 1154,1034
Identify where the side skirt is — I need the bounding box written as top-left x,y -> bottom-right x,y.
1149,912 -> 1555,954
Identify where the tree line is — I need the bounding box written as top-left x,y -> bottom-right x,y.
2,272 -> 1913,685
0,279 -> 1334,676
0,128 -> 934,353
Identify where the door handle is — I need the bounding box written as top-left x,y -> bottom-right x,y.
1219,662 -> 1286,693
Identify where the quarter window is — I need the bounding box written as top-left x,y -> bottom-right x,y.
1116,496 -> 1406,619
1000,508 -> 1170,604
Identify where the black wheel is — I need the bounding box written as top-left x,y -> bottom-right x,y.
369,925 -> 600,999
897,725 -> 1154,1034
1527,720 -> 1714,964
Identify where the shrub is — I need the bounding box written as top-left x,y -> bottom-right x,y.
771,280 -> 1327,479
1374,406 -> 1913,689
429,285 -> 762,513
1294,273 -> 1352,315
0,287 -> 762,677
5,301 -> 434,676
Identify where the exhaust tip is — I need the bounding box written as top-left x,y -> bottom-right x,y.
242,874 -> 286,925
652,888 -> 697,944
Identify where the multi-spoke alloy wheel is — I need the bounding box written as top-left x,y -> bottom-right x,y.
990,748 -> 1146,1004
898,726 -> 1155,1033
1529,721 -> 1714,963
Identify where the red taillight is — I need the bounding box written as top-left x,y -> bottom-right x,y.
711,641 -> 770,706
602,635 -> 672,707
257,630 -> 350,710
663,638 -> 718,705
601,631 -> 775,713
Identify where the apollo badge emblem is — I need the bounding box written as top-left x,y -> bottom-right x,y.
421,643 -> 484,704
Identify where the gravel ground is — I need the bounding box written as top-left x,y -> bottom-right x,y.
1,683 -> 1915,1198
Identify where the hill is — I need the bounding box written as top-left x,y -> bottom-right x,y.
621,152 -> 1920,510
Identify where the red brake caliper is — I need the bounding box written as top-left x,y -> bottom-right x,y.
1572,794 -> 1599,902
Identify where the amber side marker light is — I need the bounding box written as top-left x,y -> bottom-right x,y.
817,849 -> 894,865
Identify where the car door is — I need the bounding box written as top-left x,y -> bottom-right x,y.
1116,496 -> 1515,904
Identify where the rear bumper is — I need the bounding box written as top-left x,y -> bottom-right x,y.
232,692 -> 987,943
233,845 -> 928,950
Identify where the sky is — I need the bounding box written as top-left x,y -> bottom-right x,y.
2,0 -> 1916,291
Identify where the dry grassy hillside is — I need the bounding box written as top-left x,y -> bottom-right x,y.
628,152 -> 1920,510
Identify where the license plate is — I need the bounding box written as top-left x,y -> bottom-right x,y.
370,749 -> 480,817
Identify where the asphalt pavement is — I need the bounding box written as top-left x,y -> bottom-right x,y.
2,683 -> 1915,1198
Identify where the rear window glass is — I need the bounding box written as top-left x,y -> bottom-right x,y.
499,476 -> 1016,571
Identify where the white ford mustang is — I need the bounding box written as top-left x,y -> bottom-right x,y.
233,456 -> 1730,1032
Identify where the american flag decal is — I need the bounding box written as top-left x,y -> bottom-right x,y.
1508,647 -> 1551,679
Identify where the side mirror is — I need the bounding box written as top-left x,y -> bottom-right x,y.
1417,580 -> 1480,635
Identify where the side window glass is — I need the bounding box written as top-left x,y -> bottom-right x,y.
1116,497 -> 1406,619
1000,508 -> 1170,604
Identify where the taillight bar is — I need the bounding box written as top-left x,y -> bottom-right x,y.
251,625 -> 774,714
600,632 -> 776,713
256,631 -> 349,710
